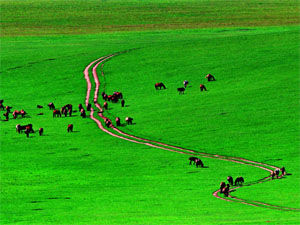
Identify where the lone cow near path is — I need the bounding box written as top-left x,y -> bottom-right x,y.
155,82 -> 166,90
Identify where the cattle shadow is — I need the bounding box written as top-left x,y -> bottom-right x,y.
72,131 -> 80,133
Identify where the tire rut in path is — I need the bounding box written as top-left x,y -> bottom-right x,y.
83,51 -> 300,212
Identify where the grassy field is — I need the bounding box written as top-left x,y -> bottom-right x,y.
1,0 -> 300,224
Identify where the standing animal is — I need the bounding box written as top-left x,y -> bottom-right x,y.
53,109 -> 61,117
177,87 -> 185,94
227,176 -> 233,186
234,177 -> 244,186
195,158 -> 204,168
103,102 -> 108,110
189,157 -> 198,165
125,117 -> 133,125
116,117 -> 121,126
281,167 -> 286,176
67,124 -> 73,132
205,74 -> 216,81
16,124 -> 33,134
220,182 -> 226,193
275,169 -> 280,178
121,99 -> 125,107
3,112 -> 9,120
183,80 -> 189,88
80,108 -> 86,118
87,103 -> 91,111
155,82 -> 166,90
0,100 -> 5,110
223,184 -> 230,197
48,102 -> 55,110
78,104 -> 83,112
13,110 -> 26,119
105,119 -> 111,128
25,126 -> 31,138
200,84 -> 207,91
39,128 -> 44,136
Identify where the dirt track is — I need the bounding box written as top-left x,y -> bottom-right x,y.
83,52 -> 300,211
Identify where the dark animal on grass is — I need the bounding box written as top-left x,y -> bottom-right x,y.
107,95 -> 112,102
80,108 -> 86,118
39,128 -> 44,136
205,74 -> 216,81
189,157 -> 198,165
195,158 -> 204,168
37,105 -> 43,108
17,124 -> 33,134
234,177 -> 244,186
53,109 -> 61,118
78,104 -> 83,112
6,106 -> 12,113
227,176 -> 233,186
13,110 -> 26,119
68,108 -> 72,117
87,103 -> 91,111
3,112 -> 9,120
25,127 -> 30,138
61,107 -> 68,117
281,167 -> 286,176
0,102 -> 4,110
105,119 -> 111,128
67,124 -> 73,132
271,171 -> 275,179
0,100 -> 3,104
275,169 -> 280,178
177,87 -> 185,94
103,102 -> 108,110
116,117 -> 121,126
200,84 -> 207,91
183,80 -> 189,88
220,182 -> 226,193
125,117 -> 133,125
114,92 -> 123,99
223,184 -> 230,197
103,94 -> 108,101
155,82 -> 166,90
121,99 -> 125,107
48,102 -> 55,110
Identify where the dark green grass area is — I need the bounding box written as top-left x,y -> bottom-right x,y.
1,0 -> 299,36
1,26 -> 299,224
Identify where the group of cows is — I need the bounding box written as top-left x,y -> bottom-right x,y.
154,73 -> 216,94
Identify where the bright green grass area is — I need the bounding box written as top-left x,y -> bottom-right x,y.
1,25 -> 299,224
1,0 -> 299,36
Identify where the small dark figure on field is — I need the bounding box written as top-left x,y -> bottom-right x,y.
103,102 -> 108,110
39,128 -> 43,136
177,87 -> 185,94
13,110 -> 27,119
103,94 -> 108,101
195,158 -> 204,168
116,117 -> 121,126
48,102 -> 55,110
155,82 -> 166,90
189,157 -> 198,165
80,108 -> 86,118
223,184 -> 230,197
206,74 -> 216,81
68,108 -> 72,116
183,80 -> 189,88
3,112 -> 9,121
37,105 -> 43,108
235,177 -> 244,186
0,102 -> 4,110
61,107 -> 68,117
220,182 -> 226,193
281,167 -> 286,176
105,119 -> 111,128
275,168 -> 280,178
125,117 -> 133,125
25,126 -> 31,138
200,84 -> 207,91
87,103 -> 91,111
271,171 -> 275,179
53,109 -> 61,118
78,104 -> 83,112
67,124 -> 73,132
121,99 -> 125,107
6,106 -> 12,113
227,176 -> 233,186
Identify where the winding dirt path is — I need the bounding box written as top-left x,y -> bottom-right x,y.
83,52 -> 300,211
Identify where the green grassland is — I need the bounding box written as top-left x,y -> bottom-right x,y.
1,0 -> 300,224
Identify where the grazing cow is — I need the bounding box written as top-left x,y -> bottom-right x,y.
103,94 -> 108,101
39,128 -> 43,136
105,119 -> 111,128
78,104 -> 83,112
234,177 -> 244,186
281,167 -> 286,176
155,82 -> 166,90
220,182 -> 226,193
189,157 -> 198,165
3,112 -> 9,120
25,127 -> 30,138
177,87 -> 185,94
125,117 -> 133,125
61,107 -> 68,117
16,124 -> 33,134
114,92 -> 123,99
87,103 -> 91,111
227,176 -> 233,186
183,80 -> 189,88
13,110 -> 27,119
271,171 -> 275,179
48,102 -> 55,110
0,102 -> 4,110
6,106 -> 12,113
80,108 -> 86,118
223,184 -> 230,197
53,109 -> 61,118
116,117 -> 121,126
67,124 -> 73,132
205,74 -> 216,81
121,99 -> 125,107
200,84 -> 207,91
195,158 -> 204,168
275,169 -> 280,178
103,102 -> 108,110
37,105 -> 43,108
